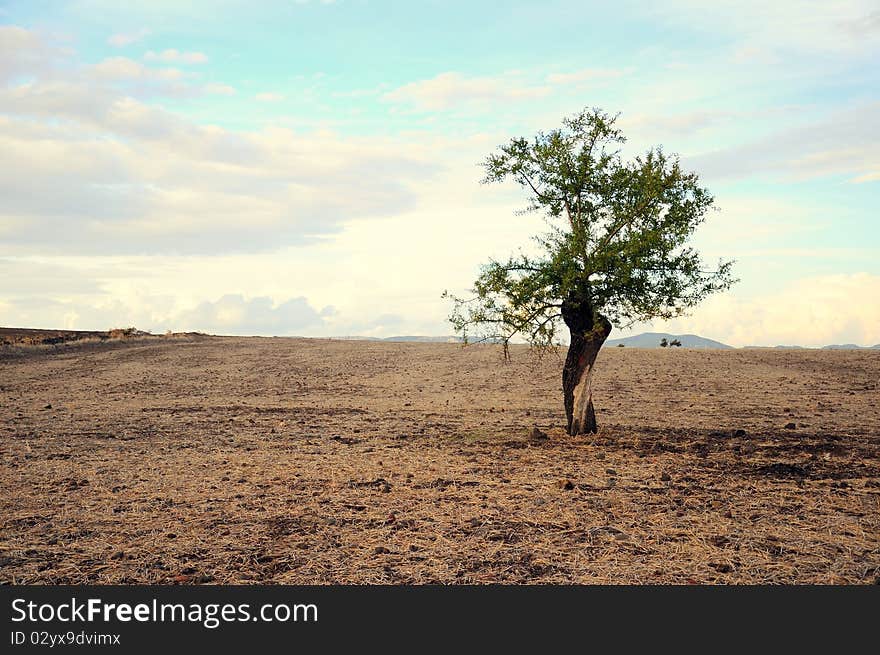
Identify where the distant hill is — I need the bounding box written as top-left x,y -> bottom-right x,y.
605,332 -> 734,349
821,343 -> 880,350
331,333 -> 880,350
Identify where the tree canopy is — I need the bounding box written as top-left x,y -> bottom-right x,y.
445,108 -> 736,352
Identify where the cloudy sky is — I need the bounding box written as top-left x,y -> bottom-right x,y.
1,0 -> 878,346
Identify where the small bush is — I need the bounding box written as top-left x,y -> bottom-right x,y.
108,327 -> 137,339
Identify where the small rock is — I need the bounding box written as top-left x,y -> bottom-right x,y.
166,533 -> 177,539
172,574 -> 191,584
373,546 -> 390,555
605,468 -> 617,475
557,479 -> 575,491
44,404 -> 52,410
109,550 -> 125,560
710,563 -> 734,574
733,429 -> 747,437
784,422 -> 797,429
529,427 -> 548,440
595,452 -> 606,461
660,472 -> 671,482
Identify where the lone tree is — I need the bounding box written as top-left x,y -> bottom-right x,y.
445,108 -> 735,435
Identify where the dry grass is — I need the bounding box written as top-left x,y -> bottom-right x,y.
1,335 -> 878,584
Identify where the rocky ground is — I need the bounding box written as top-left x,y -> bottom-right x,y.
1,335 -> 877,584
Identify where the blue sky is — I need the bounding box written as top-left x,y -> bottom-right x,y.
1,0 -> 878,345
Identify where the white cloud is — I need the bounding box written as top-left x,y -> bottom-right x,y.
92,56 -> 187,82
0,135 -> 529,337
383,72 -> 550,111
0,28 -> 446,257
686,102 -> 880,182
852,171 -> 880,183
0,258 -> 104,295
0,25 -> 70,83
621,109 -> 739,138
255,91 -> 284,102
545,68 -> 627,86
0,290 -> 332,336
175,294 -> 330,335
643,273 -> 880,347
652,0 -> 880,56
2,28 -> 212,100
0,29 -> 442,256
841,9 -> 880,37
107,29 -> 150,47
203,82 -> 236,96
144,49 -> 208,64
0,114 -> 440,254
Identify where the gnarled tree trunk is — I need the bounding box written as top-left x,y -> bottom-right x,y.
562,295 -> 612,435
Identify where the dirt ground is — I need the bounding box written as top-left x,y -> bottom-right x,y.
1,335 -> 878,584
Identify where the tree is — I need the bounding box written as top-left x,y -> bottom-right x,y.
660,337 -> 669,348
444,108 -> 735,435
670,338 -> 682,347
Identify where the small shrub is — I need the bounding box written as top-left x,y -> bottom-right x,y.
108,327 -> 137,339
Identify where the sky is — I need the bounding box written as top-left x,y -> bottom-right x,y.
1,0 -> 878,347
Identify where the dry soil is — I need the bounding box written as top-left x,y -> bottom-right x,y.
1,334 -> 878,584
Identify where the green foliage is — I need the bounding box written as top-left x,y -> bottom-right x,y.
444,108 -> 736,352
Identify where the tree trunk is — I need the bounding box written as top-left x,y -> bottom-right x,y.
562,296 -> 611,435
